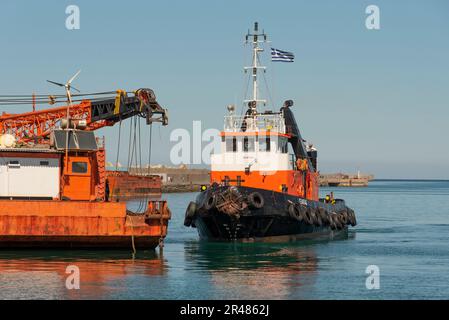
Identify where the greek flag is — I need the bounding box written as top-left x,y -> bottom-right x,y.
271,48 -> 294,62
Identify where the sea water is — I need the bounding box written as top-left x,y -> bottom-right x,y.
0,180 -> 448,299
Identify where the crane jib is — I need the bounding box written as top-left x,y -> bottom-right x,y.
281,106 -> 315,172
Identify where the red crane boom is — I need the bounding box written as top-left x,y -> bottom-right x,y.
0,89 -> 168,144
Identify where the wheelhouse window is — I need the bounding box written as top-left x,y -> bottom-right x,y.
72,161 -> 88,174
7,160 -> 20,168
278,138 -> 288,154
243,137 -> 255,152
225,137 -> 237,152
259,136 -> 271,152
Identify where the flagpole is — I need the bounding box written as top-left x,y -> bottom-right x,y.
244,22 -> 268,116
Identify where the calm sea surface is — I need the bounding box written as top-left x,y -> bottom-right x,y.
1,180 -> 449,300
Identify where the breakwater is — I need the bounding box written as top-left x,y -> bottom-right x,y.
128,166 -> 373,193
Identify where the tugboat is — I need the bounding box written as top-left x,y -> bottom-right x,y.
184,23 -> 357,241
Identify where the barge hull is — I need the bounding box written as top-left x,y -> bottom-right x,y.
0,200 -> 170,249
0,236 -> 160,249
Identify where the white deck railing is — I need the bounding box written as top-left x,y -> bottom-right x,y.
224,114 -> 286,133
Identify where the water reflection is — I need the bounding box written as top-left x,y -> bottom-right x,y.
183,241 -> 320,299
0,250 -> 167,300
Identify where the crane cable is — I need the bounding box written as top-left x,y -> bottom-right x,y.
0,90 -> 137,106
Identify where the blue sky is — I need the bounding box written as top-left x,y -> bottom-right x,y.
1,0 -> 448,179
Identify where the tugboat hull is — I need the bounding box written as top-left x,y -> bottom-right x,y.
186,186 -> 354,242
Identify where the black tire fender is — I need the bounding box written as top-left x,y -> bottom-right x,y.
184,201 -> 197,227
339,210 -> 349,225
186,202 -> 197,218
288,204 -> 303,221
329,213 -> 338,230
248,192 -> 265,209
318,207 -> 329,225
304,207 -> 315,225
203,193 -> 216,210
313,208 -> 323,226
348,209 -> 357,226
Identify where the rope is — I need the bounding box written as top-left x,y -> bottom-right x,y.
148,125 -> 153,175
129,214 -> 137,256
136,117 -> 145,213
115,120 -> 122,172
127,116 -> 134,169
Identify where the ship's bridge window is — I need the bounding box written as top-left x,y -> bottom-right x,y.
243,136 -> 255,152
72,161 -> 88,174
278,137 -> 288,154
225,136 -> 237,152
8,160 -> 20,168
259,136 -> 271,152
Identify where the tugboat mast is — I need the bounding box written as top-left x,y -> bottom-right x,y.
245,22 -> 268,115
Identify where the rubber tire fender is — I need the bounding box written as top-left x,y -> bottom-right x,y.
348,209 -> 357,227
288,204 -> 299,220
335,216 -> 344,230
339,210 -> 349,225
184,201 -> 197,227
329,213 -> 338,230
248,192 -> 265,209
313,208 -> 323,226
299,205 -> 308,222
288,204 -> 303,222
304,207 -> 315,225
203,193 -> 216,210
318,207 -> 329,225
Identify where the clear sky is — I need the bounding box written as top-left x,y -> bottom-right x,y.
1,0 -> 448,179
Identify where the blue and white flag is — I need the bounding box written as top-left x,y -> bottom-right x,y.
271,48 -> 295,62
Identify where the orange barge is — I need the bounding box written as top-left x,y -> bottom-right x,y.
0,88 -> 170,249
106,171 -> 162,201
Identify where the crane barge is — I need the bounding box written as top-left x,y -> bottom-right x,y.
0,87 -> 170,250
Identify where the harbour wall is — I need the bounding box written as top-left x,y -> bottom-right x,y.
128,166 -> 374,193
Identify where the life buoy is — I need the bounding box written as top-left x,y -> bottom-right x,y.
184,201 -> 197,227
248,192 -> 264,209
203,194 -> 216,210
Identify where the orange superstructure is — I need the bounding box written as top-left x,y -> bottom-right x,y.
209,109 -> 320,202
0,88 -> 170,249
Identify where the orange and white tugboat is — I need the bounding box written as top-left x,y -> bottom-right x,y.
184,23 -> 357,241
0,78 -> 170,250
